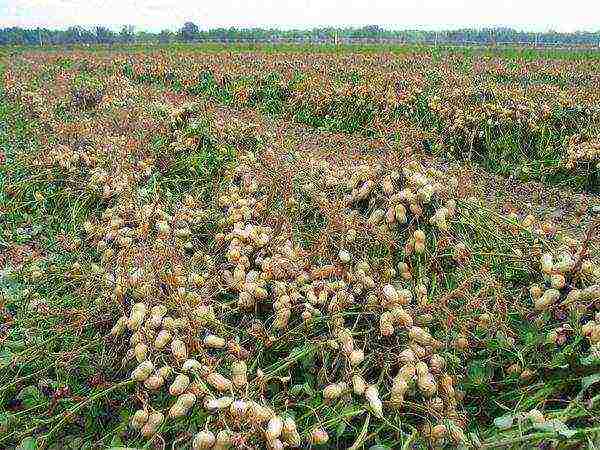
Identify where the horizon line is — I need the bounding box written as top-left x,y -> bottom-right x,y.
2,23 -> 600,34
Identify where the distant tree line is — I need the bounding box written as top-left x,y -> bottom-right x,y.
2,23 -> 600,46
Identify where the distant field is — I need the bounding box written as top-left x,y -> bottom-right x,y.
4,41 -> 600,60
1,45 -> 599,449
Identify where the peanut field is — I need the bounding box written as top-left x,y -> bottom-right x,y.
1,44 -> 599,449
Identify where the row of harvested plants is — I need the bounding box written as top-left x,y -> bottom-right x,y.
6,50 -> 600,189
118,52 -> 600,188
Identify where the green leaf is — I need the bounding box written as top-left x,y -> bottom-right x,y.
493,414 -> 514,430
580,354 -> 600,366
0,349 -> 12,369
300,351 -> 316,369
581,373 -> 600,392
533,419 -> 577,438
302,381 -> 315,396
110,434 -> 124,446
17,385 -> 45,408
0,411 -> 10,428
289,346 -> 307,359
369,446 -> 392,450
17,437 -> 37,450
289,384 -> 304,397
5,339 -> 26,351
335,420 -> 347,437
349,414 -> 370,450
467,360 -> 492,388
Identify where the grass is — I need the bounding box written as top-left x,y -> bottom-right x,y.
1,46 -> 600,449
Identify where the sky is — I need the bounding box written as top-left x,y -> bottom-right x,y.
1,0 -> 598,32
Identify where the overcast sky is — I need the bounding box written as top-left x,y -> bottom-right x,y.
1,0 -> 598,32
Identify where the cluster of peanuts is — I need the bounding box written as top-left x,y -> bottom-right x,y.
287,73 -> 420,123
298,158 -> 458,277
84,175 -> 335,448
166,103 -> 206,153
88,167 -> 137,200
530,244 -> 600,355
531,248 -> 599,312
126,342 -> 332,449
209,158 -> 469,445
11,89 -> 56,121
101,220 -> 270,446
564,135 -> 600,171
342,161 -> 457,224
327,322 -> 465,446
427,86 -> 571,140
40,144 -> 96,173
